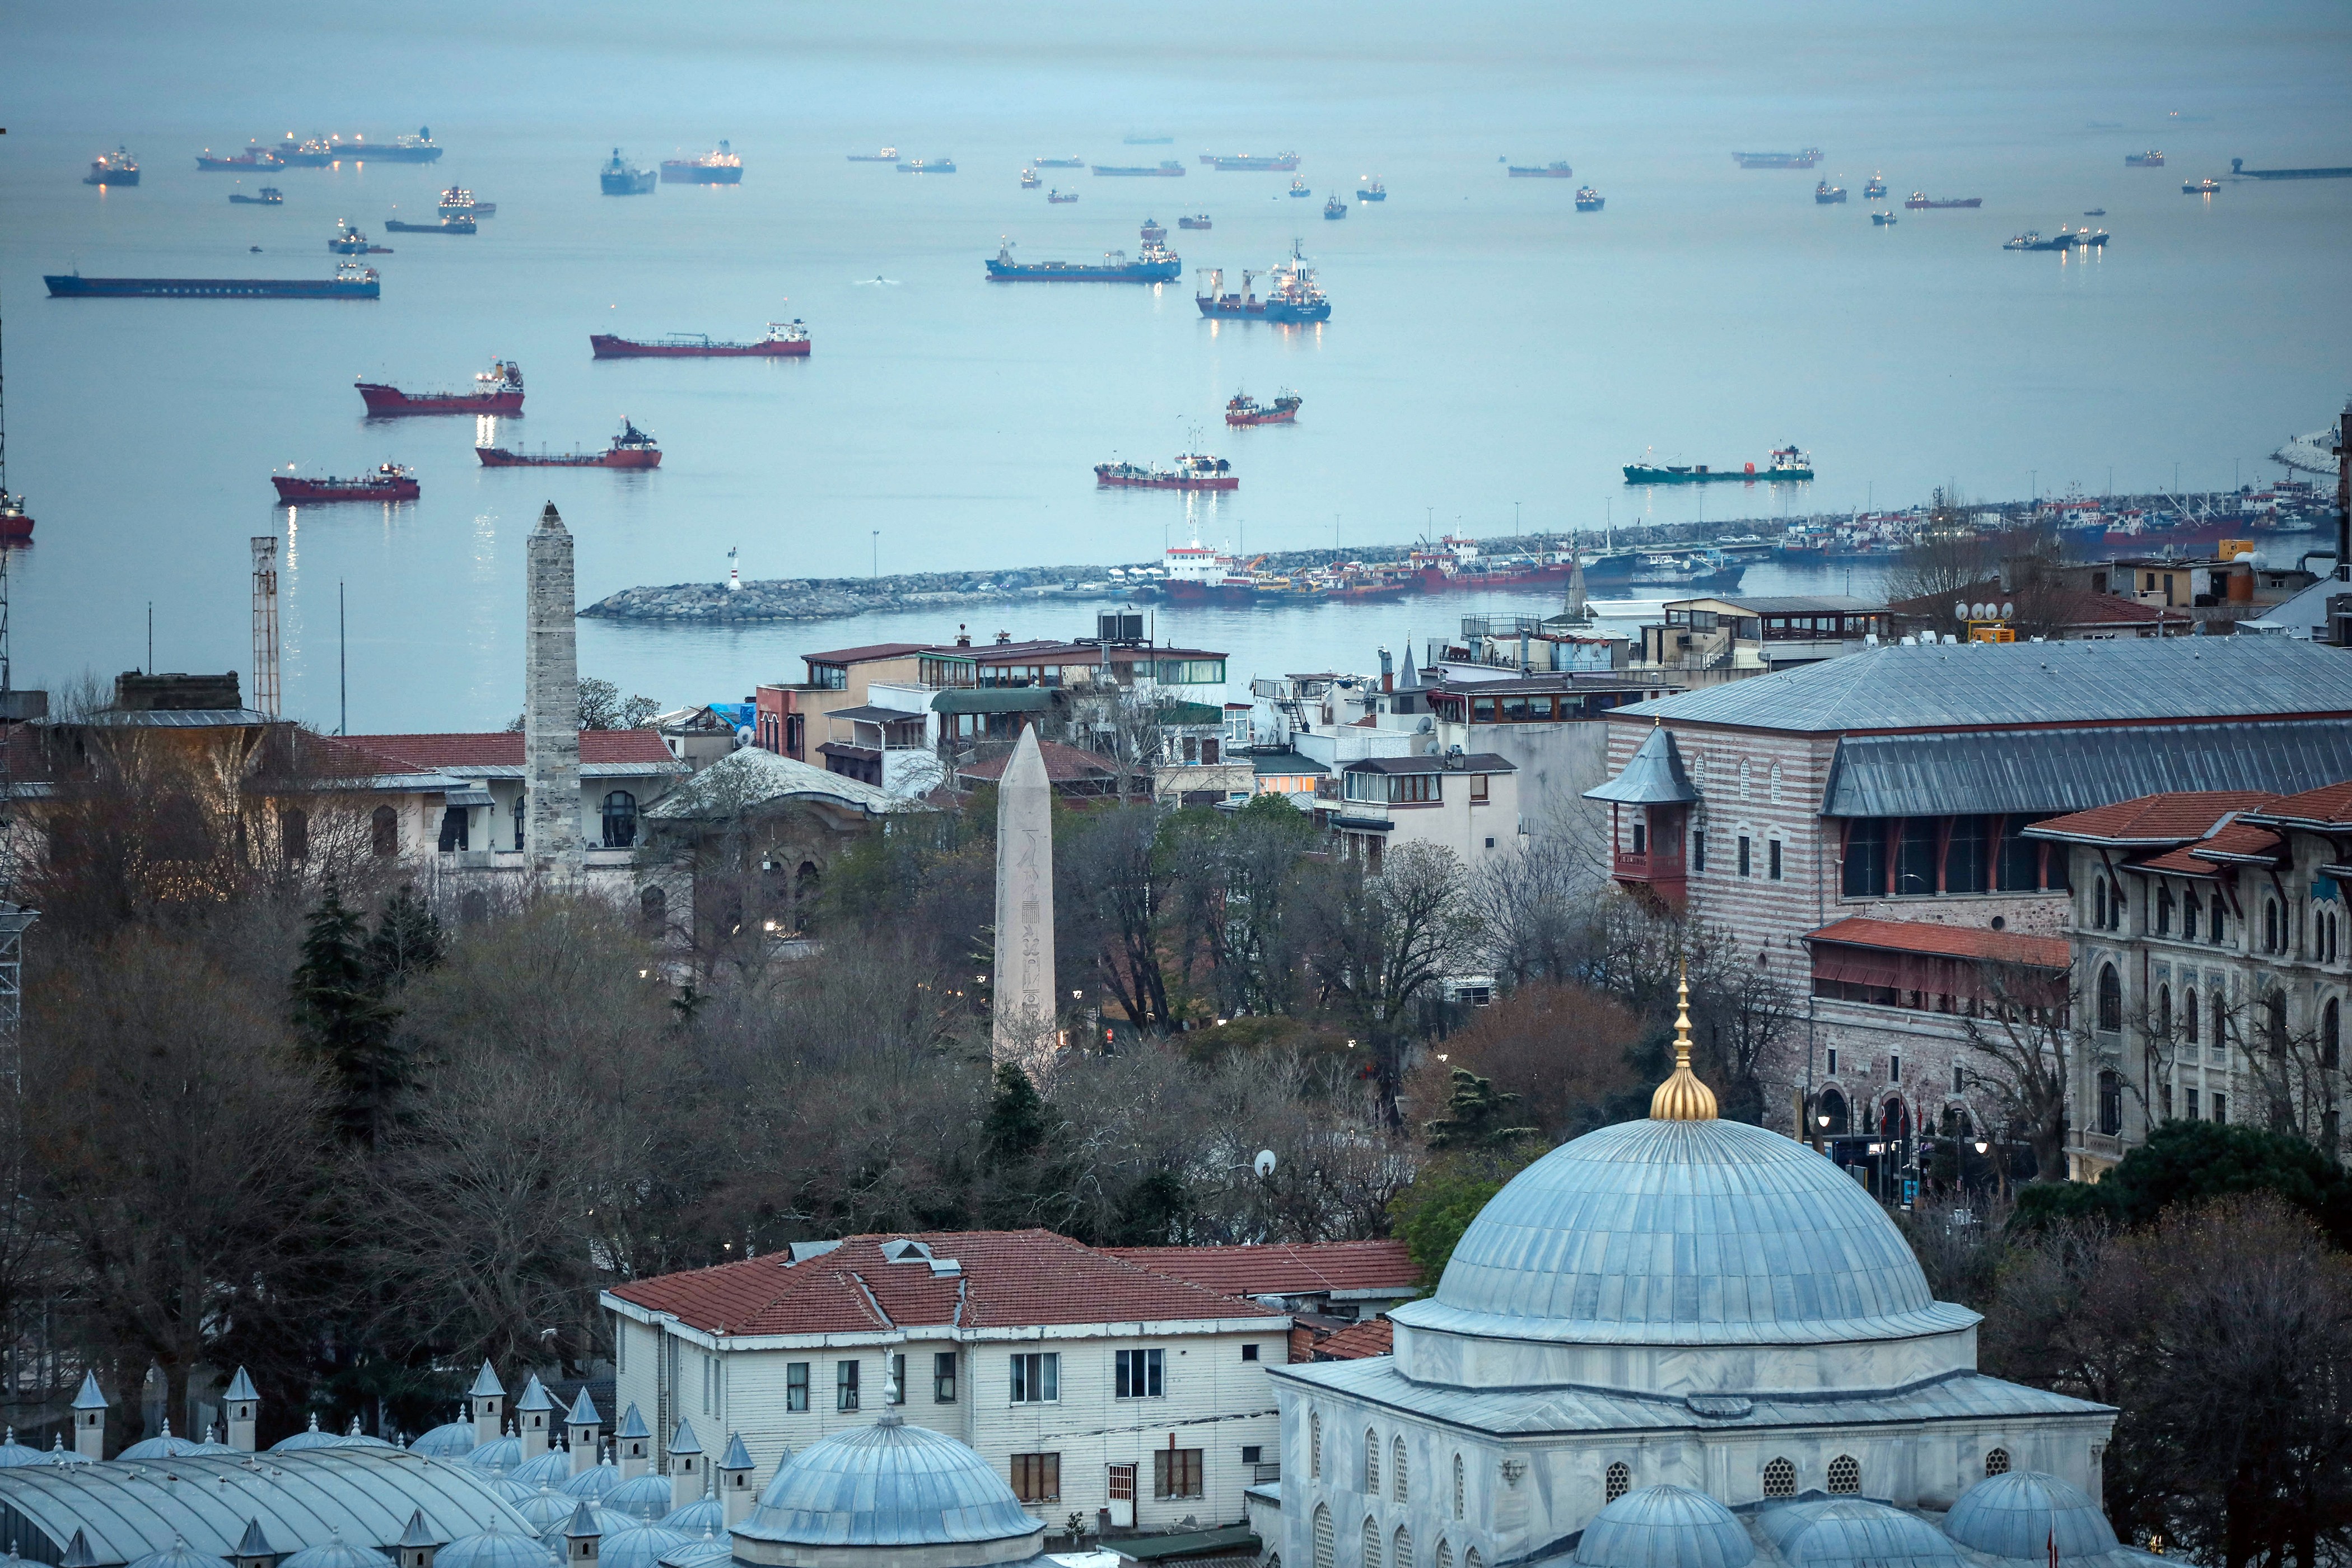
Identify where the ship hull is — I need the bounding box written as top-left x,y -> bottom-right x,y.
1629,568 -> 1747,590
384,218 -> 474,234
1210,156 -> 1300,171
85,169 -> 139,186
477,447 -> 661,469
1160,582 -> 1260,604
358,383 -> 523,415
355,146 -> 442,163
197,155 -> 282,171
228,194 -> 281,205
601,170 -> 657,195
1098,475 -> 1236,491
1226,410 -> 1299,426
1575,197 -> 1604,211
661,165 -> 743,184
988,261 -> 1180,282
1196,298 -> 1330,323
0,513 -> 31,543
1623,464 -> 1812,484
1734,151 -> 1822,169
1092,166 -> 1186,177
590,334 -> 810,357
46,274 -> 377,298
1507,167 -> 1575,178
273,477 -> 419,502
1904,197 -> 1982,209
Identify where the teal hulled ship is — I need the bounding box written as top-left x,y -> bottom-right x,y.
1625,445 -> 1812,483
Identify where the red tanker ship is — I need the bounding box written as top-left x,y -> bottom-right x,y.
273,463 -> 420,502
478,418 -> 661,469
589,321 -> 810,358
357,360 -> 524,415
1225,389 -> 1301,426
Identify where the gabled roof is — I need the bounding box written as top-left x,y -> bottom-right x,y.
643,745 -> 930,820
2241,780 -> 2352,831
956,739 -> 1115,785
606,1230 -> 1280,1338
2136,820 -> 2286,875
1804,917 -> 2069,971
720,1434 -> 754,1472
1310,1317 -> 1395,1361
1105,1241 -> 1418,1299
468,1361 -> 505,1399
566,1388 -> 602,1427
2026,791 -> 2282,846
1585,725 -> 1696,805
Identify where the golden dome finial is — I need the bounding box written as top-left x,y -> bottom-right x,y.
1650,960 -> 1718,1122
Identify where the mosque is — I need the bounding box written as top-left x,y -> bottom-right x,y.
0,982 -> 2153,1567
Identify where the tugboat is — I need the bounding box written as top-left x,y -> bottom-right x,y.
1623,445 -> 1813,484
229,186 -> 284,206
1322,195 -> 1346,219
1358,178 -> 1387,201
1178,213 -> 1212,228
1020,167 -> 1040,188
848,147 -> 899,162
1863,172 -> 1887,198
384,211 -> 475,234
2126,150 -> 2166,167
601,148 -> 657,195
328,220 -> 391,254
1094,452 -> 1236,490
1904,191 -> 1982,209
1046,189 -> 1079,203
1814,180 -> 1847,203
197,142 -> 284,172
590,320 -> 810,358
1140,217 -> 1166,243
1506,160 -> 1575,178
1575,186 -> 1604,211
985,239 -> 1180,282
272,463 -> 420,502
477,418 -> 662,468
663,142 -> 744,183
357,360 -> 525,416
438,186 -> 495,218
1871,210 -> 1898,226
85,146 -> 139,186
1288,177 -> 1312,198
1194,241 -> 1330,323
1225,389 -> 1302,426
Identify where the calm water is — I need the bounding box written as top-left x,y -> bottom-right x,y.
3,0 -> 2348,729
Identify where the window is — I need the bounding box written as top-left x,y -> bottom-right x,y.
934,1351 -> 957,1403
1010,1453 -> 1061,1504
1009,1352 -> 1058,1403
2098,1070 -> 2123,1136
1762,1458 -> 1796,1499
1952,1062 -> 1966,1094
1768,839 -> 1782,880
1818,1088 -> 1848,1134
1693,828 -> 1707,874
1242,1446 -> 1262,1466
786,1362 -> 808,1412
1826,1048 -> 1838,1076
2213,904 -> 2228,946
2266,898 -> 2282,954
2094,879 -> 2108,929
2158,986 -> 2172,1039
1311,1415 -> 1322,1479
371,804 -> 399,856
1452,1454 -> 1464,1519
1769,761 -> 1782,804
2185,989 -> 2199,1043
2214,992 -> 2228,1049
279,808 -> 309,864
1153,1448 -> 1203,1500
1435,1543 -> 1453,1568
2214,1093 -> 2228,1124
1739,759 -> 1752,800
1313,1508 -> 1335,1568
1364,1430 -> 1380,1494
1392,1438 -> 1408,1504
1944,815 -> 1989,894
1631,822 -> 1646,855
1827,1454 -> 1860,1495
2186,1088 -> 2199,1119
1890,1053 -> 1901,1084
888,1354 -> 906,1404
1996,816 -> 2044,890
2326,1000 -> 2341,1070
1242,1343 -> 1259,1362
2097,965 -> 2122,1034
1896,820 -> 1938,896
510,792 -> 526,851
1361,1520 -> 1382,1568
2184,893 -> 2200,941
1844,819 -> 1888,898
1985,1448 -> 2010,1477
1738,836 -> 1752,877
601,790 -> 639,850
1116,1349 -> 1164,1399
1394,1527 -> 1413,1568
836,1360 -> 860,1411
1469,774 -> 1488,804
1464,1552 -> 1482,1568
437,804 -> 469,852
1604,1462 -> 1629,1502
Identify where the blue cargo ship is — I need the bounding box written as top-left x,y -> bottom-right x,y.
986,240 -> 1180,282
45,260 -> 380,298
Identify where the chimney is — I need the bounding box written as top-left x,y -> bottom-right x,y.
668,1420 -> 703,1510
468,1361 -> 506,1449
232,1519 -> 277,1568
1379,647 -> 1393,694
563,1502 -> 603,1568
717,1434 -> 758,1528
395,1511 -> 442,1568
524,502 -> 584,878
516,1375 -> 554,1459
72,1371 -> 106,1460
995,630 -> 1010,645
956,625 -> 972,648
564,1388 -> 603,1476
615,1403 -> 652,1480
224,1368 -> 259,1453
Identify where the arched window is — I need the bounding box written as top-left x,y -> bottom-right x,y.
639,884 -> 667,935
371,804 -> 399,856
1826,1454 -> 1860,1495
2266,898 -> 2281,954
2098,1070 -> 2122,1136
1393,1527 -> 1412,1568
1392,1438 -> 1408,1503
795,860 -> 822,923
601,790 -> 640,850
2157,985 -> 2171,1039
2325,999 -> 2341,1071
2093,879 -> 2107,928
1451,1454 -> 1463,1520
2267,993 -> 2289,1058
1817,1087 -> 1848,1135
1364,1431 -> 1380,1495
1603,1461 -> 1629,1503
1984,1448 -> 2010,1477
278,807 -> 309,864
2185,990 -> 2199,1043
2097,965 -> 2122,1034
2215,992 -> 2229,1051
1312,1508 -> 1334,1568
1310,1415 -> 1322,1480
1463,1552 -> 1482,1568
1762,1457 -> 1796,1499
1361,1519 -> 1382,1568
1739,759 -> 1751,800
1768,761 -> 1782,805
1435,1543 -> 1452,1568
512,792 -> 526,851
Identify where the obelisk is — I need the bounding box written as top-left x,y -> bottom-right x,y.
992,725 -> 1056,1067
525,501 -> 584,879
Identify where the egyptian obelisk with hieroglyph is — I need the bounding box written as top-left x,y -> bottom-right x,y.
991,726 -> 1056,1067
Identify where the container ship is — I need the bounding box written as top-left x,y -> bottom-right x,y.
45,261 -> 379,299
1225,389 -> 1302,425
601,148 -> 657,194
1575,186 -> 1604,211
1814,181 -> 1846,203
1095,453 -> 1235,490
1507,161 -> 1574,178
1092,161 -> 1186,177
384,213 -> 475,234
228,186 -> 284,205
85,146 -> 138,185
273,463 -> 419,502
1194,242 -> 1329,322
590,321 -> 810,357
1904,192 -> 1982,209
197,143 -> 284,171
1623,445 -> 1813,484
1207,152 -> 1300,171
1734,148 -> 1822,169
986,240 -> 1180,282
2125,150 -> 2165,167
358,360 -> 524,415
478,419 -> 661,468
662,142 -> 743,184
895,157 -> 956,173
848,147 -> 899,162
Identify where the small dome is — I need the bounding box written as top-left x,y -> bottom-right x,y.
469,1435 -> 526,1472
1944,1473 -> 2120,1561
412,1420 -> 480,1458
664,1496 -> 723,1538
658,1530 -> 730,1568
128,1541 -> 221,1568
1572,1485 -> 1753,1568
1763,1500 -> 1960,1567
120,1425 -> 203,1460
440,1520 -> 561,1568
515,1485 -> 580,1534
599,1522 -> 692,1568
512,1449 -> 573,1487
562,1461 -> 624,1501
739,1421 -> 1042,1551
479,1472 -> 538,1505
538,1508 -> 640,1556
274,1416 -> 347,1454
603,1473 -> 674,1522
279,1539 -> 393,1568
185,1439 -> 240,1457
0,1430 -> 49,1467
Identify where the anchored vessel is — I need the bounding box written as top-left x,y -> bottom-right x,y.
1508,161 -> 1575,178
1575,186 -> 1604,211
273,129 -> 442,164
45,260 -> 380,298
1624,445 -> 1813,484
1814,180 -> 1847,203
1194,241 -> 1329,322
228,186 -> 284,205
1020,168 -> 1040,188
1178,213 -> 1212,228
197,143 -> 284,171
1734,148 -> 1822,168
1036,156 -> 1084,168
590,321 -> 810,357
2230,157 -> 2352,180
1047,189 -> 1078,203
848,147 -> 899,162
1323,195 -> 1346,219
273,463 -> 419,502
1871,211 -> 1898,226
1864,172 -> 1887,197
986,240 -> 1180,282
1207,152 -> 1300,171
1359,179 -> 1386,201
358,360 -> 524,415
1140,218 -> 1166,243
662,142 -> 743,184
1225,389 -> 1302,426
478,418 -> 661,468
2125,150 -> 2166,166
1289,177 -> 1312,197
438,187 -> 495,217
1093,160 -> 1186,177
895,157 -> 956,173
601,148 -> 657,194
328,220 -> 389,254
85,146 -> 138,185
384,212 -> 475,234
1904,192 -> 1982,208
2003,227 -> 2108,251
1095,453 -> 1235,490
2183,178 -> 2222,194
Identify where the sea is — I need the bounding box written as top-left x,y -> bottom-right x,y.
2,0 -> 2348,731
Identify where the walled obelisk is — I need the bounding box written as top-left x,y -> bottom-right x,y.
525,501 -> 585,880
992,725 -> 1056,1068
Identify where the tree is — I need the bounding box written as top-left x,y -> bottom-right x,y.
506,676 -> 660,732
365,885 -> 446,993
1388,1147 -> 1541,1288
1956,958 -> 2080,1181
2013,1119 -> 2352,1249
1164,799 -> 1318,1021
1298,841 -> 1482,1091
1421,1068 -> 1536,1152
291,879 -> 403,1148
1408,981 -> 1645,1142
1058,805 -> 1175,1030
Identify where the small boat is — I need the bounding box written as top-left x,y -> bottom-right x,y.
847,147 -> 899,162
2182,178 -> 2222,194
477,418 -> 662,469
1178,213 -> 1212,229
0,486 -> 32,542
1140,218 -> 1166,242
2126,150 -> 2165,167
1020,167 -> 1040,188
1322,195 -> 1346,219
2083,207 -> 2107,216
1288,177 -> 1312,198
1814,181 -> 1846,204
1047,189 -> 1078,203
1226,389 -> 1302,426
229,186 -> 284,206
1358,178 -> 1386,202
1863,173 -> 1887,198
85,145 -> 139,186
273,463 -> 419,503
384,213 -> 475,234
1870,210 -> 1897,226
438,186 -> 494,217
1575,186 -> 1604,211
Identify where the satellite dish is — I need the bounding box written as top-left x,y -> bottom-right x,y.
1953,601 -> 1970,620
1253,1149 -> 1278,1179
1972,602 -> 1989,619
2001,601 -> 2015,618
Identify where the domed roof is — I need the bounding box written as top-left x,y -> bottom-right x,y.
0,1429 -> 48,1467
657,1530 -> 731,1568
479,1471 -> 539,1504
1762,1500 -> 1960,1567
512,1448 -> 574,1487
119,1424 -> 203,1460
739,1421 -> 1042,1550
411,1420 -> 479,1458
599,1522 -> 691,1568
128,1539 -> 223,1568
1410,1116 -> 1978,1346
603,1472 -> 674,1521
440,1519 -> 560,1568
273,1416 -> 349,1453
469,1434 -> 526,1472
664,1495 -> 723,1537
279,1538 -> 394,1568
538,1507 -> 640,1554
1944,1473 -> 2120,1561
1571,1485 -> 1753,1568
561,1460 -> 623,1500
515,1484 -> 581,1534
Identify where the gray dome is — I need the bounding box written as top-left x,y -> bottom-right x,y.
1944,1473 -> 2120,1561
512,1449 -> 573,1487
480,1472 -> 539,1505
538,1507 -> 640,1555
1415,1118 -> 1977,1346
515,1485 -> 581,1534
664,1496 -> 723,1537
279,1540 -> 393,1568
739,1421 -> 1043,1550
1572,1485 -> 1753,1568
599,1522 -> 692,1568
0,1430 -> 48,1467
411,1421 -> 479,1458
562,1462 -> 623,1501
603,1473 -> 674,1521
657,1531 -> 731,1568
440,1521 -> 559,1568
469,1435 -> 526,1472
274,1416 -> 347,1453
1763,1500 -> 1959,1567
127,1542 -> 221,1568
119,1432 -> 203,1460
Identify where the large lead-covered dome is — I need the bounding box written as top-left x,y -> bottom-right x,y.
1407,1118 -> 1976,1346
732,1420 -> 1042,1567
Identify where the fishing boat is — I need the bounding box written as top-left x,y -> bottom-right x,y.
1287,177 -> 1312,198
1322,195 -> 1346,219
1814,181 -> 1847,204
1357,178 -> 1386,202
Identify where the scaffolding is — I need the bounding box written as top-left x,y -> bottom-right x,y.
251,536 -> 281,718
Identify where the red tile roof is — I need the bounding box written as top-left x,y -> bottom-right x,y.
342,730 -> 678,771
1805,917 -> 2069,971
2029,791 -> 2281,846
1105,1242 -> 1418,1299
608,1231 -> 1276,1336
2243,780 -> 2352,830
957,739 -> 1116,784
1310,1317 -> 1394,1361
2183,821 -> 2285,866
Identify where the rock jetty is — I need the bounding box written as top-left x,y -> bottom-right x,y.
579,566 -> 1140,624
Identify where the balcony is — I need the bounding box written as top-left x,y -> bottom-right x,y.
1612,847 -> 1687,909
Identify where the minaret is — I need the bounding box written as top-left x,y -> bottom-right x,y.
615,1403 -> 652,1479
224,1367 -> 259,1454
232,1519 -> 278,1568
668,1420 -> 703,1510
717,1435 -> 757,1529
516,1375 -> 554,1459
565,1388 -> 602,1476
395,1511 -> 443,1568
1649,963 -> 1719,1122
469,1361 -> 506,1449
990,725 -> 1057,1070
563,1502 -> 603,1568
524,501 -> 584,878
72,1371 -> 105,1459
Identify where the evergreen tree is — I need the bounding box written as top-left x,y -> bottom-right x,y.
1423,1068 -> 1537,1152
365,885 -> 445,994
291,878 -> 400,1147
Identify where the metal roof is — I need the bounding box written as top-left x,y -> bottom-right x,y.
735,1421 -> 1042,1550
1758,1499 -> 1959,1567
1818,720 -> 2352,818
642,748 -> 930,822
75,710 -> 277,729
718,1437 -> 753,1473
1570,1485 -> 1751,1568
1585,726 -> 1696,805
564,1392 -> 599,1430
931,688 -> 1054,715
1662,595 -> 1883,615
1942,1472 -> 2118,1560
1345,753 -> 1516,774
1619,637 -> 2352,734
1250,752 -> 1328,776
828,706 -> 925,725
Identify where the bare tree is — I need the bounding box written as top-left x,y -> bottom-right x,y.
1298,841 -> 1483,1094
1957,960 -> 2080,1180
1057,805 -> 1175,1029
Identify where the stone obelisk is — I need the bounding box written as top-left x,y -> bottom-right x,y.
525,501 -> 585,879
992,725 -> 1056,1067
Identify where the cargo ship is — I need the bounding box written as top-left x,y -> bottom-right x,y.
1289,177 -> 1312,197
1021,168 -> 1040,188
662,142 -> 743,184
1734,148 -> 1822,169
1178,213 -> 1212,228
1093,161 -> 1186,177
478,419 -> 661,468
45,260 -> 380,299
1575,186 -> 1604,211
1047,189 -> 1078,203
273,463 -> 419,502
197,143 -> 284,172
2229,157 -> 2352,180
384,213 -> 475,234
1225,389 -> 1301,425
2002,227 -> 2107,251
358,360 -> 524,415
1194,241 -> 1329,323
1139,218 -> 1166,244
438,187 -> 495,218
1208,152 -> 1300,171
1624,445 -> 1813,483
848,148 -> 899,162
1322,195 -> 1346,219
1863,173 -> 1887,197
986,239 -> 1180,282
1904,192 -> 1982,209
590,321 -> 810,357
328,220 -> 390,254
895,157 -> 956,173
1401,536 -> 1579,594
1096,453 -> 1235,490
228,186 -> 284,205
1159,539 -> 1257,603
2125,150 -> 2165,167
2183,178 -> 2222,194
1507,161 -> 1574,178
1036,156 -> 1085,168
275,130 -> 442,165
85,146 -> 138,186
1871,211 -> 1898,226
0,488 -> 31,543
1359,179 -> 1386,201
601,148 -> 657,195
1814,181 -> 1846,203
